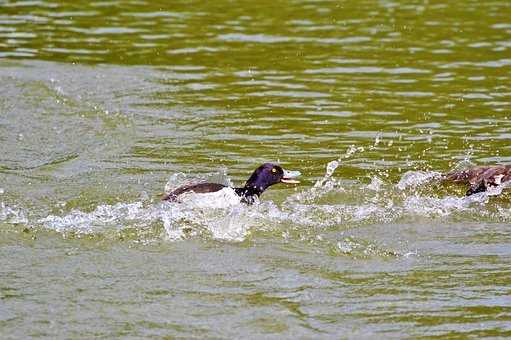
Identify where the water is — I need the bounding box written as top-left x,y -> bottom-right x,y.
1,0 -> 511,337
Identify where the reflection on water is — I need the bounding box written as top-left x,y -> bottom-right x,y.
1,0 -> 511,338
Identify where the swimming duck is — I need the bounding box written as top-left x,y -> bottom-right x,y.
162,163 -> 301,204
443,165 -> 511,195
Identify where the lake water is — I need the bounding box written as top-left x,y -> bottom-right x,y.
1,0 -> 511,338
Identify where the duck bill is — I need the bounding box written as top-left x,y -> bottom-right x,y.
281,169 -> 301,184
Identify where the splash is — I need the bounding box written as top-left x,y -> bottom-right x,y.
0,201 -> 28,225
2,157 -> 511,251
160,189 -> 256,241
285,145 -> 365,204
396,170 -> 443,191
38,201 -> 162,234
334,237 -> 400,258
403,193 -> 487,217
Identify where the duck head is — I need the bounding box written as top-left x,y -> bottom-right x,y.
243,163 -> 301,196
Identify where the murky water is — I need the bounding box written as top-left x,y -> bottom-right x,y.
1,0 -> 511,337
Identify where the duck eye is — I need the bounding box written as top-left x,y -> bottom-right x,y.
271,168 -> 277,174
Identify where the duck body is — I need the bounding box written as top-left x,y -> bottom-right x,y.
163,182 -> 257,204
443,165 -> 511,195
163,163 -> 300,204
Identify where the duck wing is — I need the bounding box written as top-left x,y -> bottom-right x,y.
444,165 -> 511,195
163,182 -> 227,201
444,166 -> 490,185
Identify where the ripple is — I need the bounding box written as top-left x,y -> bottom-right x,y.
247,90 -> 330,98
304,67 -> 431,75
491,23 -> 511,29
396,91 -> 434,97
305,110 -> 356,117
218,33 -> 294,43
440,59 -> 511,69
217,33 -> 371,45
462,93 -> 494,100
122,11 -> 186,18
168,46 -> 224,55
69,27 -> 144,35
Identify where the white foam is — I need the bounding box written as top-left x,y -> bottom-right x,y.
177,187 -> 244,209
396,170 -> 442,190
0,201 -> 28,225
38,202 -> 161,234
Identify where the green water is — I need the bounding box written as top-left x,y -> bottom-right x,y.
1,0 -> 511,338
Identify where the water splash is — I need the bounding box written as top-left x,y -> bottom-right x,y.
160,188 -> 255,241
0,201 -> 28,225
38,201 -> 162,234
403,193 -> 487,217
334,237 -> 400,258
2,158 -> 511,249
285,145 -> 366,204
396,170 -> 443,191
366,176 -> 384,191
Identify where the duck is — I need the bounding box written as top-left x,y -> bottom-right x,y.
443,165 -> 511,196
162,163 -> 301,204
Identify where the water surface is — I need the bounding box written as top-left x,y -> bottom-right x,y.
1,0 -> 511,338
